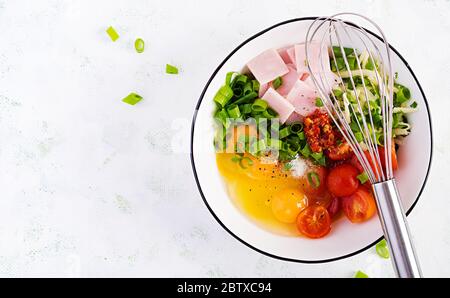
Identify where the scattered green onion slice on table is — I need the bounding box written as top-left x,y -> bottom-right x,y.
354,270 -> 369,278
376,239 -> 390,259
122,92 -> 143,105
106,26 -> 119,41
166,64 -> 179,74
134,38 -> 145,53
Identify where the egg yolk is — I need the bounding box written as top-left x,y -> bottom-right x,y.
271,188 -> 307,223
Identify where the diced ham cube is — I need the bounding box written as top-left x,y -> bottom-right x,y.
276,64 -> 302,96
295,42 -> 331,74
259,82 -> 269,98
262,88 -> 295,124
303,71 -> 339,97
285,112 -> 303,124
277,46 -> 294,64
286,80 -> 318,116
247,49 -> 289,84
286,47 -> 296,67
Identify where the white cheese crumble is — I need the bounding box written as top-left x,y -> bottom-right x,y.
288,157 -> 309,178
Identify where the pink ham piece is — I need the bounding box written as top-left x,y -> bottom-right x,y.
262,87 -> 295,124
303,71 -> 339,97
247,49 -> 289,84
295,42 -> 331,74
259,83 -> 269,98
259,64 -> 299,97
286,80 -> 318,117
286,47 -> 296,67
285,112 -> 303,124
276,64 -> 301,96
277,46 -> 294,64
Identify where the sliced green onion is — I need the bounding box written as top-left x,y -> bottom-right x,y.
249,139 -> 266,155
279,127 -> 291,139
272,77 -> 283,90
395,86 -> 411,104
251,80 -> 260,92
226,72 -> 237,86
283,163 -> 293,171
231,91 -> 258,106
332,46 -> 354,57
332,88 -> 343,97
231,155 -> 241,163
365,58 -> 375,70
239,157 -> 253,169
243,82 -> 253,95
315,98 -> 324,107
355,131 -> 364,143
300,143 -> 312,158
214,109 -> 228,126
354,270 -> 369,278
310,151 -> 322,160
307,172 -> 320,189
346,56 -> 357,70
106,26 -> 119,42
226,104 -> 241,119
214,85 -> 233,107
410,101 -> 418,108
376,239 -> 390,259
166,64 -> 179,74
122,92 -> 143,105
262,107 -> 277,119
357,172 -> 369,184
134,38 -> 145,53
241,104 -> 253,115
251,99 -> 268,112
232,74 -> 248,86
289,122 -> 303,134
297,131 -> 306,140
287,142 -> 300,155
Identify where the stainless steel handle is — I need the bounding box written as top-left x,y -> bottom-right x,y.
372,179 -> 422,278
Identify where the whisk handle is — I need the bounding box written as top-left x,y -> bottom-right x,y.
372,179 -> 422,278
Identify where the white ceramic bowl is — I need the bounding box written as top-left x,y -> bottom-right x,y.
191,18 -> 432,263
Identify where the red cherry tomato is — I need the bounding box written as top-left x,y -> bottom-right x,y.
296,206 -> 331,238
301,166 -> 327,197
341,186 -> 377,223
378,143 -> 398,171
327,197 -> 341,219
326,142 -> 353,161
326,164 -> 359,197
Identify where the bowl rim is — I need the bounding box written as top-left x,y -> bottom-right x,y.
190,17 -> 433,264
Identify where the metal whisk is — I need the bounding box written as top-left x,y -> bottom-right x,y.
305,13 -> 422,278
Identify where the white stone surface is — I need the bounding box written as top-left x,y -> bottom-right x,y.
0,0 -> 448,277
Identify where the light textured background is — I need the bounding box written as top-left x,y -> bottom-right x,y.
0,0 -> 449,277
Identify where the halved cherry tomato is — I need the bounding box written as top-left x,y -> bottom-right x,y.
341,186 -> 377,223
326,164 -> 359,197
326,142 -> 353,161
296,205 -> 331,238
300,166 -> 327,197
379,143 -> 398,171
349,151 -> 383,180
349,154 -> 364,173
327,197 -> 341,219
